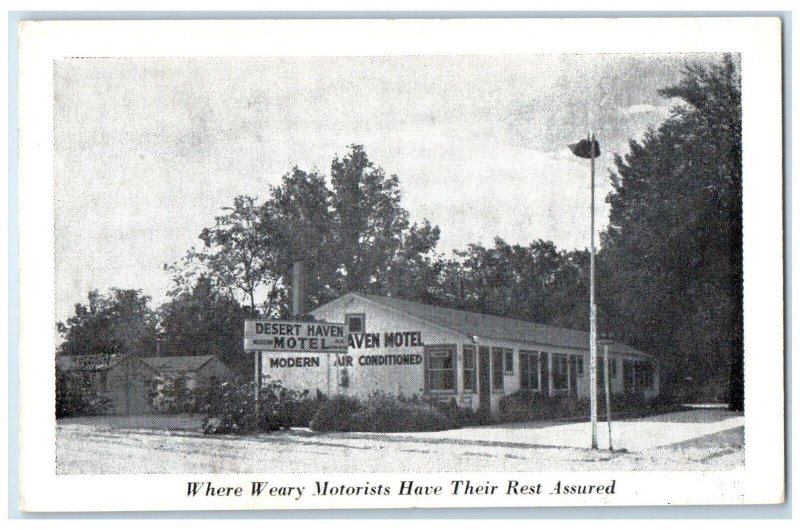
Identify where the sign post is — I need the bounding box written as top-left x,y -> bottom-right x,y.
603,341 -> 613,450
253,350 -> 261,422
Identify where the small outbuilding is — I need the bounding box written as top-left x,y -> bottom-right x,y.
56,353 -> 120,404
263,292 -> 659,415
57,354 -> 234,415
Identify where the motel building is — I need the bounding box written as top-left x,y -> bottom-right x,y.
262,292 -> 659,415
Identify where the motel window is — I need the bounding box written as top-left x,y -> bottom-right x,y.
519,350 -> 540,391
574,355 -> 584,377
637,361 -> 654,390
491,347 -> 504,390
553,353 -> 569,392
426,346 -> 456,392
462,345 -> 477,393
623,360 -> 636,393
504,348 -> 514,374
346,313 -> 365,334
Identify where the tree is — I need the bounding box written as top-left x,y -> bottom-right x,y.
432,238 -> 589,329
57,288 -> 159,357
169,146 -> 442,316
158,275 -> 252,373
329,145 -> 440,297
167,195 -> 281,315
380,219 -> 443,303
600,55 -> 742,406
264,167 -> 337,315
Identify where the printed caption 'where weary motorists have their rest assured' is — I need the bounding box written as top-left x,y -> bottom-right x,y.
187,479 -> 618,501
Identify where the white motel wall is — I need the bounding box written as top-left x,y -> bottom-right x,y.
262,293 -> 659,415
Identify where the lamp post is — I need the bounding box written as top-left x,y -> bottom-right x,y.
569,133 -> 601,450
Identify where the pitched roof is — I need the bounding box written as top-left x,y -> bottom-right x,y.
140,355 -> 217,372
56,354 -> 120,371
320,293 -> 651,358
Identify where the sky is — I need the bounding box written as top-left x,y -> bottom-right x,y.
53,53 -> 718,322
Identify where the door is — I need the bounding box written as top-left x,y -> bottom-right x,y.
478,346 -> 491,413
569,355 -> 580,395
540,352 -> 551,395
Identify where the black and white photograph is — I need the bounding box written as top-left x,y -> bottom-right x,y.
15,17 -> 784,511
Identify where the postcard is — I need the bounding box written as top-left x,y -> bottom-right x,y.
16,17 -> 784,511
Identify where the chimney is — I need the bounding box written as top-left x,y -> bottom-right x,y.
292,261 -> 304,317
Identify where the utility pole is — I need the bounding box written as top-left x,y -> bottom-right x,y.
589,132 -> 598,450
569,133 -> 601,450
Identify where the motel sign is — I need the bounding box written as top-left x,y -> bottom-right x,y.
243,320 -> 347,353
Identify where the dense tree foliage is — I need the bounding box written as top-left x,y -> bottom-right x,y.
432,239 -> 590,330
599,56 -> 742,406
167,144 -> 441,317
158,276 -> 252,372
57,289 -> 158,357
264,167 -> 337,314
328,145 -> 441,297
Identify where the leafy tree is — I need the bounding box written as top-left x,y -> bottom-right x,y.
599,55 -> 742,406
55,366 -> 111,418
167,195 -> 280,315
329,145 -> 440,297
380,219 -> 443,303
170,146 -> 442,316
433,238 -> 589,329
158,275 -> 251,373
57,288 -> 158,357
264,167 -> 337,315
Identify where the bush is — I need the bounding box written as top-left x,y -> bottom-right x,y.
55,368 -> 111,418
199,380 -> 485,434
200,379 -> 320,434
499,391 -> 674,423
154,374 -> 196,413
403,394 -> 493,427
499,392 -> 570,422
259,382 -> 319,430
308,394 -> 363,432
310,391 -> 482,433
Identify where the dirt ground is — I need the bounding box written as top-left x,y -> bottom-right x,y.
56,409 -> 744,474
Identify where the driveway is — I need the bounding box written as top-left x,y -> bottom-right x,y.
355,408 -> 744,451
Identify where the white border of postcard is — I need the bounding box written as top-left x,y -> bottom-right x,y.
17,17 -> 783,511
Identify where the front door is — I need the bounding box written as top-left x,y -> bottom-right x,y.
478,346 -> 491,413
569,355 -> 580,395
540,352 -> 551,395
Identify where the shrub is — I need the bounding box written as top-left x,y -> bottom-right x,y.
310,391 -> 481,433
309,394 -> 363,432
200,379 -> 320,434
55,368 -> 111,418
498,392 -> 579,422
259,382 -> 319,430
499,391 -> 673,423
404,395 -> 493,427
